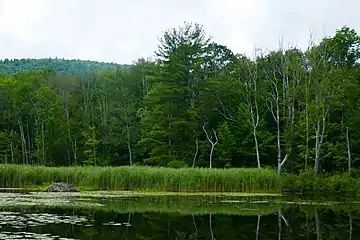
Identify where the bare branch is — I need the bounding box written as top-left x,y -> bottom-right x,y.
203,122 -> 213,145
203,123 -> 218,169
280,154 -> 288,167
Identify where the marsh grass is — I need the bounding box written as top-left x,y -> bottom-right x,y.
0,164 -> 280,192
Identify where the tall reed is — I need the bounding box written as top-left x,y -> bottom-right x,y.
0,164 -> 280,193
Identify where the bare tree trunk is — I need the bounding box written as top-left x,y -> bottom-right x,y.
192,137 -> 199,168
310,42 -> 334,176
35,118 -> 40,164
92,126 -> 97,166
168,113 -> 172,156
41,122 -> 45,165
62,91 -> 76,165
123,106 -> 133,166
278,209 -> 289,240
314,107 -> 328,176
141,69 -> 148,97
125,212 -> 132,236
253,122 -> 260,168
74,139 -> 77,165
18,119 -> 28,164
10,141 -> 14,163
256,215 -> 261,240
305,79 -> 310,169
314,119 -> 321,176
26,123 -> 31,163
209,214 -> 215,240
192,215 -> 198,238
315,208 -> 322,240
246,57 -> 261,168
346,127 -> 351,174
305,34 -> 316,169
203,123 -> 218,169
306,212 -> 310,240
246,82 -> 260,168
266,77 -> 287,174
349,213 -> 352,240
278,210 -> 282,240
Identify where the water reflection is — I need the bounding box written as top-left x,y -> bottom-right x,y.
0,193 -> 359,239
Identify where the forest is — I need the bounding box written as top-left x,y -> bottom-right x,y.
0,22 -> 359,178
0,58 -> 127,75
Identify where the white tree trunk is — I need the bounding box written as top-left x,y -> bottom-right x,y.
203,123 -> 218,169
10,140 -> 14,163
192,137 -> 199,168
246,55 -> 261,168
314,108 -> 328,176
266,78 -> 286,174
315,208 -> 322,240
209,214 -> 215,240
346,127 -> 351,174
18,119 -> 28,164
349,213 -> 352,240
256,215 -> 261,240
124,106 -> 133,166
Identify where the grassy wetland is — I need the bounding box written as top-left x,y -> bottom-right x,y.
2,164 -> 360,198
0,164 -> 280,193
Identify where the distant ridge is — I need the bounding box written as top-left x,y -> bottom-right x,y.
0,58 -> 130,75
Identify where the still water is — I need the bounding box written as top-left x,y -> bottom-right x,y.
0,190 -> 358,239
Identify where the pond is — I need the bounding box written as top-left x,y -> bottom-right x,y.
0,190 -> 359,239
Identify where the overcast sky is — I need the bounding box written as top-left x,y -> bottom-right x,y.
0,0 -> 359,64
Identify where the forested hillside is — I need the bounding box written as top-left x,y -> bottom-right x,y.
0,22 -> 359,177
0,58 -> 128,75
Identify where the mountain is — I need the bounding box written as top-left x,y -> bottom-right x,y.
0,58 -> 130,75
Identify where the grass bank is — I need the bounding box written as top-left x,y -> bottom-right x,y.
1,164 -> 359,196
0,164 -> 280,193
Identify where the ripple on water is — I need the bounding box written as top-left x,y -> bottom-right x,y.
0,211 -> 92,228
0,231 -> 78,240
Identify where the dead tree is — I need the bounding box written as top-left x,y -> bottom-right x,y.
203,122 -> 218,169
245,57 -> 261,168
266,75 -> 287,175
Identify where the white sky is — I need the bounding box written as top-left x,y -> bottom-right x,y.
0,0 -> 359,64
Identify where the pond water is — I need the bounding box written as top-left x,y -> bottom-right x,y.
0,190 -> 359,239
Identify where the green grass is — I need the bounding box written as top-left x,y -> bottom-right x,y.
0,164 -> 280,193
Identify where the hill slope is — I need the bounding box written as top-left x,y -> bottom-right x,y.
0,58 -> 129,75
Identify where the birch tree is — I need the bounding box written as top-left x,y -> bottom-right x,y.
307,44 -> 336,176
203,122 -> 218,168
245,51 -> 261,168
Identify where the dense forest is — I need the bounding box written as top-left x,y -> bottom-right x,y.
0,22 -> 359,177
0,58 -> 128,75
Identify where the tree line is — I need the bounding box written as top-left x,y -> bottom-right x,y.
0,22 -> 359,176
0,58 -> 128,75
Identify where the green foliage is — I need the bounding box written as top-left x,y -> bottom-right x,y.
0,58 -> 128,75
281,169 -> 360,197
216,122 -> 235,168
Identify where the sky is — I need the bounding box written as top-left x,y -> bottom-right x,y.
0,0 -> 359,64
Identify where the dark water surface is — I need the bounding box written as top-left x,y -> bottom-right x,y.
0,190 -> 359,239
